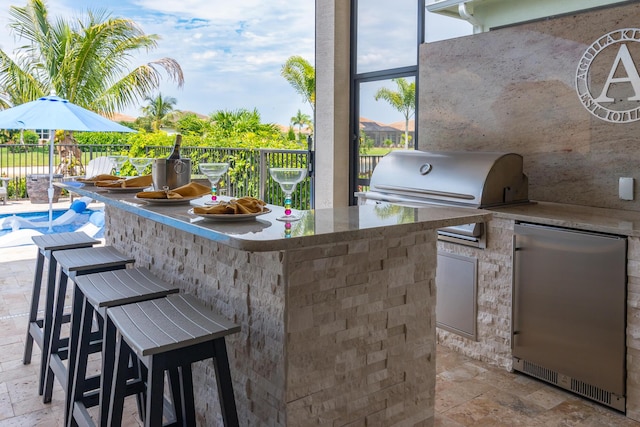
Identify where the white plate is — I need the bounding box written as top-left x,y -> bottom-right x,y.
188,207 -> 271,222
75,180 -> 99,186
135,195 -> 201,205
63,181 -> 85,189
102,186 -> 150,193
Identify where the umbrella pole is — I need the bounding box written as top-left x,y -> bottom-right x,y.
48,130 -> 54,231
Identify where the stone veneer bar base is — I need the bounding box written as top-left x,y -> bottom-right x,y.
105,206 -> 437,426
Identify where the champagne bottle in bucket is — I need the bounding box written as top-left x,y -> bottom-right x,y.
152,134 -> 190,189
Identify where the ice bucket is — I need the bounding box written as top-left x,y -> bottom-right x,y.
152,158 -> 191,190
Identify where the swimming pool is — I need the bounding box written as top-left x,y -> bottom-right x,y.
0,209 -> 105,250
1,209 -> 101,234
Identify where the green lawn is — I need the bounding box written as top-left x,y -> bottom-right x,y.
364,147 -> 394,156
0,147 -> 115,168
0,146 -> 50,167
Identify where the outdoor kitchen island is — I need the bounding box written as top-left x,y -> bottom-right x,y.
60,184 -> 491,426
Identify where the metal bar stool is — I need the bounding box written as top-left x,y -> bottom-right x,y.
25,231 -> 99,395
43,246 -> 135,404
107,293 -> 241,427
66,268 -> 179,427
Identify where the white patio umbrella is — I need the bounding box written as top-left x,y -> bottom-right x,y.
0,95 -> 136,230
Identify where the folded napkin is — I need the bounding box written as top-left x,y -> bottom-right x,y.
193,197 -> 267,215
136,182 -> 211,199
78,174 -> 119,182
96,175 -> 153,188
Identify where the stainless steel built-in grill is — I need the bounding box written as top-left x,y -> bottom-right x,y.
356,150 -> 529,247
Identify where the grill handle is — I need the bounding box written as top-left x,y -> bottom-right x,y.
374,184 -> 475,200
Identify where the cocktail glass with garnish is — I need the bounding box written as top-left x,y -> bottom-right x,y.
199,162 -> 229,205
269,168 -> 307,222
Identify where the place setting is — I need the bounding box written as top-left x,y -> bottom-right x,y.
185,167 -> 307,223
134,181 -> 211,205
75,174 -> 120,187
76,157 -> 155,192
94,174 -> 153,192
188,196 -> 271,222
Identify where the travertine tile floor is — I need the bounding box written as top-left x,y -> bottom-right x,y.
435,345 -> 639,427
1,239 -> 639,426
0,243 -> 142,426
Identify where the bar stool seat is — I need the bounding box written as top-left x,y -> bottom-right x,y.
43,246 -> 135,404
107,293 -> 241,427
25,231 -> 99,395
67,268 -> 179,427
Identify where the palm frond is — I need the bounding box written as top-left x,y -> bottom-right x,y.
1,0 -> 184,115
281,55 -> 315,113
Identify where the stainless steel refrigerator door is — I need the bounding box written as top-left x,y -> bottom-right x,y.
513,223 -> 626,395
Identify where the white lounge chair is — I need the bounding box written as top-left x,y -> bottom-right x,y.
0,177 -> 8,205
84,156 -> 115,178
68,156 -> 115,201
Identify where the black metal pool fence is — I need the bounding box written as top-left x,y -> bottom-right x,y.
0,143 -> 383,208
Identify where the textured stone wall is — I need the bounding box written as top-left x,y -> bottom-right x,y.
419,2 -> 640,212
627,237 -> 640,421
105,206 -> 438,426
436,218 -> 515,370
284,228 -> 437,426
105,208 -> 287,426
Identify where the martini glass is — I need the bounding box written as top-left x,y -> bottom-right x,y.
129,157 -> 152,176
269,168 -> 307,222
108,155 -> 129,176
199,162 -> 229,205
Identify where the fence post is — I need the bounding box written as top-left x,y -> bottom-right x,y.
259,149 -> 267,201
307,135 -> 314,209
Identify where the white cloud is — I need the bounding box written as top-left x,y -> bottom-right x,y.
0,0 -> 315,125
192,50 -> 218,61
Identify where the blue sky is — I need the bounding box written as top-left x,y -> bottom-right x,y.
0,0 -> 316,126
0,1 -> 471,127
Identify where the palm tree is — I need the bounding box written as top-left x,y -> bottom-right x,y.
0,0 -> 184,116
0,0 -> 184,175
142,93 -> 177,131
210,108 -> 279,138
374,78 -> 415,150
281,56 -> 315,115
290,109 -> 311,140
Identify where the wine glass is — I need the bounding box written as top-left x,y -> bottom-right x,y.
108,155 -> 129,176
129,157 -> 152,176
269,168 -> 307,222
199,162 -> 229,205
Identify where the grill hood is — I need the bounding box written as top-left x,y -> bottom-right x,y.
365,150 -> 529,208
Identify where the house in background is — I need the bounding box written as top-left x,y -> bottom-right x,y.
359,117 -> 415,148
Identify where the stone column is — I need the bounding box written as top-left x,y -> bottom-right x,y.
314,0 -> 351,208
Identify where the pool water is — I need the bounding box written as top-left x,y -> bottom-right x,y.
0,209 -> 104,239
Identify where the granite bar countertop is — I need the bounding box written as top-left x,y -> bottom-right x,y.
491,201 -> 640,237
60,183 -> 492,252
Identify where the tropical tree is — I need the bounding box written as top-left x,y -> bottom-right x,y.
374,78 -> 415,150
141,93 -> 177,131
281,56 -> 315,115
0,0 -> 184,175
210,108 -> 279,139
175,113 -> 208,136
290,109 -> 311,140
0,0 -> 184,124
